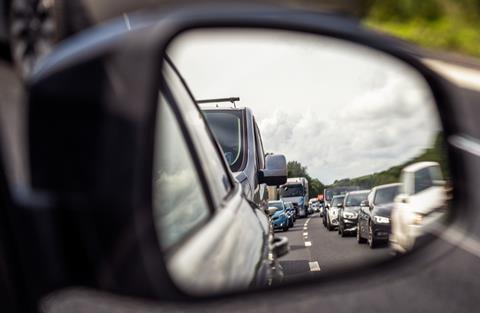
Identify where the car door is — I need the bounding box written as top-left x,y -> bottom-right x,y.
156,60 -> 272,294
360,190 -> 374,237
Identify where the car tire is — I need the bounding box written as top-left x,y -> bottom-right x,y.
357,224 -> 366,243
340,224 -> 346,237
327,216 -> 333,231
368,222 -> 377,249
283,225 -> 289,232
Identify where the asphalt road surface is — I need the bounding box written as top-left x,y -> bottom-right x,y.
278,213 -> 391,281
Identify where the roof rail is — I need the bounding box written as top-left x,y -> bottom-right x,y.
197,97 -> 240,108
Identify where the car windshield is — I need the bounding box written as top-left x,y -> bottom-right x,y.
325,187 -> 359,201
374,185 -> 401,205
203,110 -> 244,172
345,193 -> 368,206
280,184 -> 304,197
269,202 -> 284,210
331,196 -> 344,206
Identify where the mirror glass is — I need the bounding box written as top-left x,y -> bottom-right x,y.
153,28 -> 452,295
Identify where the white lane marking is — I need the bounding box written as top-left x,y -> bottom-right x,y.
303,226 -> 308,230
309,261 -> 321,272
303,232 -> 308,236
305,241 -> 312,247
423,58 -> 480,90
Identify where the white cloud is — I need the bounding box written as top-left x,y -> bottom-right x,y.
169,29 -> 440,184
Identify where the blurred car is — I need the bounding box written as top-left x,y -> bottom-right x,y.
390,162 -> 447,253
269,200 -> 291,231
357,183 -> 401,248
202,106 -> 287,212
338,190 -> 370,237
325,195 -> 345,231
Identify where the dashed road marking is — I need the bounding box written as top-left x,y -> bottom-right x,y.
309,261 -> 321,272
303,226 -> 308,230
303,232 -> 308,236
305,241 -> 312,247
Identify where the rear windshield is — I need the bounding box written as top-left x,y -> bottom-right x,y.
332,196 -> 345,206
374,185 -> 400,205
203,110 -> 244,172
280,184 -> 304,197
345,193 -> 368,207
269,202 -> 284,210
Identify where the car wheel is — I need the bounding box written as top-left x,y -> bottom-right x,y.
283,225 -> 289,232
357,223 -> 366,243
327,216 -> 333,231
340,224 -> 346,237
368,222 -> 376,249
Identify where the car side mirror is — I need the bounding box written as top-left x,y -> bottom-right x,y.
360,200 -> 369,207
259,154 -> 287,186
336,203 -> 343,208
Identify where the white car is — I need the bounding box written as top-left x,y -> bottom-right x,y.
390,162 -> 448,253
325,195 -> 345,231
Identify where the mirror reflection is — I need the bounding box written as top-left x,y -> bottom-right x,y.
153,29 -> 451,294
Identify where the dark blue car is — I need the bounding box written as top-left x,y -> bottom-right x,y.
269,200 -> 291,231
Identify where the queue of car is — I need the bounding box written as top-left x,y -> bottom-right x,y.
321,161 -> 448,252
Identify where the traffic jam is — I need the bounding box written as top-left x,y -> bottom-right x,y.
201,97 -> 449,279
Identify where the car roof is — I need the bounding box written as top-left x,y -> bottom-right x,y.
202,106 -> 248,112
346,189 -> 370,195
373,182 -> 402,191
402,161 -> 439,173
332,195 -> 345,199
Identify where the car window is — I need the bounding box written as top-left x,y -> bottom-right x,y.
203,110 -> 244,172
345,193 -> 368,206
332,196 -> 344,206
253,119 -> 265,170
374,185 -> 400,205
269,202 -> 284,210
153,96 -> 210,251
414,167 -> 434,194
163,61 -> 231,206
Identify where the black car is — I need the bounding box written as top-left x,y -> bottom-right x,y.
357,183 -> 402,248
338,190 -> 370,237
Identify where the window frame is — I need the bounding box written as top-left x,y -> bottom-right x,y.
153,59 -> 240,253
163,58 -> 236,203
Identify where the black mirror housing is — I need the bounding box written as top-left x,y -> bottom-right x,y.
259,154 -> 287,186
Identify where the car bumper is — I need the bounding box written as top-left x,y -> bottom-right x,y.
272,217 -> 289,229
372,223 -> 391,240
341,218 -> 358,231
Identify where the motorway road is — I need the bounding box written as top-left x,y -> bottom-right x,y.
278,213 -> 391,281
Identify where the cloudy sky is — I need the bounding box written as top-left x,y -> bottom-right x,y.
168,29 -> 440,184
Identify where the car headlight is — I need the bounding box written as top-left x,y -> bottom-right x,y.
343,212 -> 358,219
373,216 -> 390,224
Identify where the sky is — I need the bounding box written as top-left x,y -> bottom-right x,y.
168,29 -> 440,184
